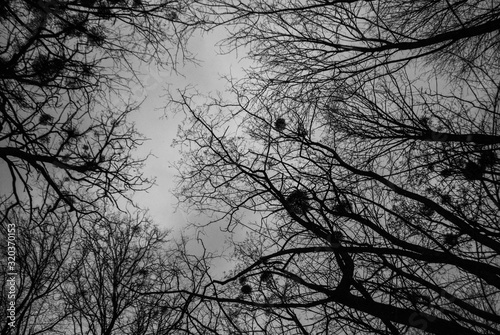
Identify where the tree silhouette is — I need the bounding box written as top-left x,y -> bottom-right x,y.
172,1 -> 500,333
173,85 -> 500,334
0,194 -> 194,335
193,0 -> 500,84
0,0 -> 195,215
0,2 -> 204,331
0,195 -> 79,335
60,211 -> 175,335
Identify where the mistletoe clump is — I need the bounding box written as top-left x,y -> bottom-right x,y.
286,189 -> 309,214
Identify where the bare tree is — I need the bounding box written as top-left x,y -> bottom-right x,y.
0,192 -> 82,335
0,2 -> 225,334
172,80 -> 500,333
61,210 -> 174,335
170,1 -> 500,330
0,194 -> 198,335
192,0 -> 500,83
0,0 -> 198,215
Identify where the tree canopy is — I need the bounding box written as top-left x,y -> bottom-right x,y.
2,0 -> 500,334
0,0 -> 196,216
0,1 -> 206,334
172,0 -> 500,334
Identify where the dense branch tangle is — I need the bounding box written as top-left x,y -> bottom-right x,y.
0,0 -> 193,215
173,69 -> 500,334
0,194 -> 188,335
192,0 -> 500,96
171,0 -> 500,332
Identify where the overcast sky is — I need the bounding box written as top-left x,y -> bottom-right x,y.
129,28 -> 249,260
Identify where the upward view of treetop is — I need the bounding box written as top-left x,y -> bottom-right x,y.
0,0 -> 194,216
1,0 -> 499,334
196,0 -> 500,85
0,1 -> 205,334
173,0 -> 500,334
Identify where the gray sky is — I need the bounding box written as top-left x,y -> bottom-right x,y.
129,28 -> 249,260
